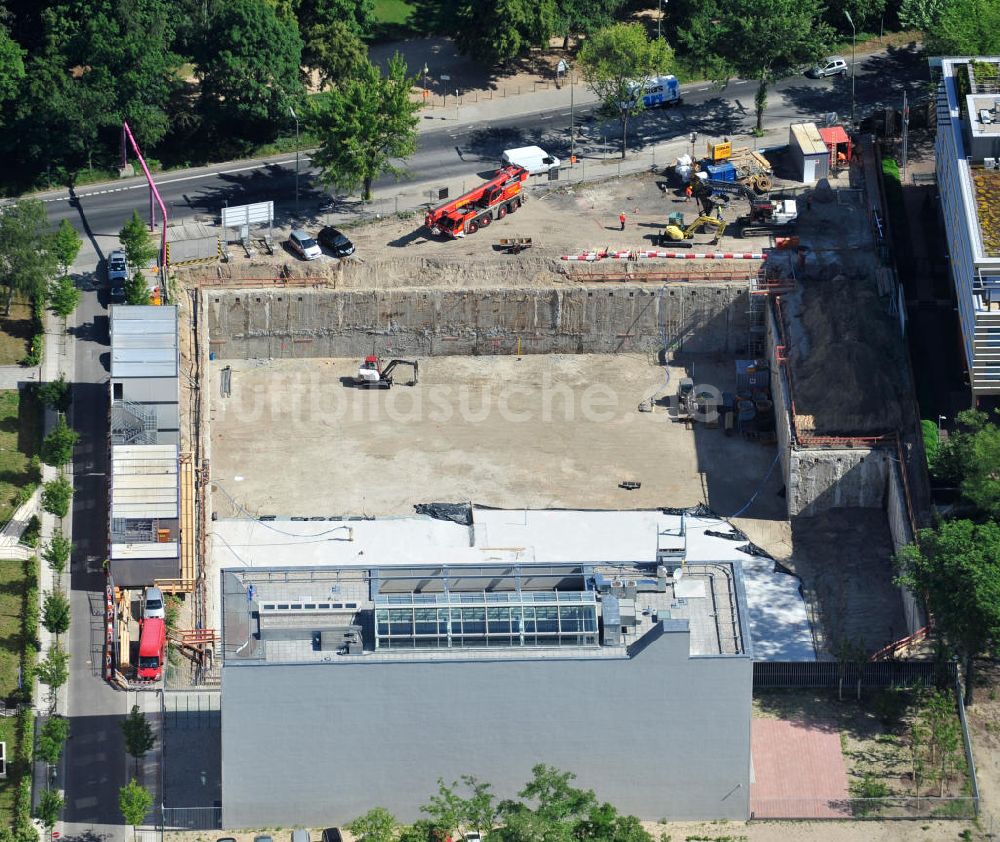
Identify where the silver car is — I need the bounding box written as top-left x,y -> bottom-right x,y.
807,57 -> 848,78
143,586 -> 165,620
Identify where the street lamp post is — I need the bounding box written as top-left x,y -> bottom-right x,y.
938,414 -> 947,438
844,11 -> 856,126
289,106 -> 300,217
570,65 -> 575,164
658,0 -> 662,39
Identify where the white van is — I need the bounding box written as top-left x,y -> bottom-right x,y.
501,146 -> 560,175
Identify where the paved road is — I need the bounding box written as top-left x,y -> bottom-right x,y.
39,45 -> 927,263
62,287 -> 130,841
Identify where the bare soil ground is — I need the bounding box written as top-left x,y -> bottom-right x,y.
208,354 -> 783,519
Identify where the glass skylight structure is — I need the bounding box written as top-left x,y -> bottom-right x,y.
374,590 -> 599,650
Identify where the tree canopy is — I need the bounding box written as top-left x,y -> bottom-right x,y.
0,199 -> 58,314
194,0 -> 303,140
454,0 -> 556,67
896,519 -> 1000,705
310,54 -> 421,201
578,23 -> 675,158
928,0 -> 1000,60
933,409 -> 1000,519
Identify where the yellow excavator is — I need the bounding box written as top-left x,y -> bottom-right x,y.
659,210 -> 727,246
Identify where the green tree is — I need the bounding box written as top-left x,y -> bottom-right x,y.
422,775 -> 497,837
578,23 -> 675,158
310,54 -> 421,201
295,0 -> 376,37
680,0 -> 831,133
302,19 -> 367,88
36,715 -> 71,765
554,0 -> 623,47
896,519 -> 1000,705
934,409 -> 1000,518
494,765 -> 597,842
125,270 -> 151,306
454,0 -> 556,67
119,779 -> 154,839
121,704 -> 157,773
928,0 -> 1000,55
42,475 -> 73,518
67,0 -> 181,148
576,804 -> 651,842
898,0 -> 946,29
0,24 -> 25,113
42,529 -> 73,575
37,644 -> 69,697
196,0 -> 303,141
34,788 -> 63,830
51,219 -> 82,276
41,415 -> 79,468
119,210 -> 157,273
822,0 -> 886,33
0,198 -> 58,314
48,275 -> 81,318
42,589 -> 71,637
37,375 -> 72,413
348,807 -> 399,842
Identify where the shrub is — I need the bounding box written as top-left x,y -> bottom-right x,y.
42,475 -> 73,518
19,514 -> 41,548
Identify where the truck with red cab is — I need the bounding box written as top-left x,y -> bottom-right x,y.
424,165 -> 529,238
137,617 -> 166,681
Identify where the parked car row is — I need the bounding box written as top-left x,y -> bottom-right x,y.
288,226 -> 356,261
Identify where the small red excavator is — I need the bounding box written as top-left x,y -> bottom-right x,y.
354,355 -> 419,389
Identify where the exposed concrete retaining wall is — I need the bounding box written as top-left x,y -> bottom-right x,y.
205,285 -> 749,359
787,447 -> 890,516
886,463 -> 925,634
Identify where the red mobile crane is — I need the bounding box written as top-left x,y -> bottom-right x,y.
424,165 -> 529,238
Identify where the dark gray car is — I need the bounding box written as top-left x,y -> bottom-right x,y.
318,227 -> 355,258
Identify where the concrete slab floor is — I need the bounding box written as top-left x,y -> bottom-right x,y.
208,354 -> 786,520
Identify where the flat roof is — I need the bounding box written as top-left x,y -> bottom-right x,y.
111,444 -> 179,519
110,305 -> 179,379
220,559 -> 744,665
790,122 -> 827,156
213,507 -> 815,662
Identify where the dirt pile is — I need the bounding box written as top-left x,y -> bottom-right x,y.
785,274 -> 907,435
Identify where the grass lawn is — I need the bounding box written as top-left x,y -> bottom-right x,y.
0,716 -> 16,817
0,301 -> 34,367
372,0 -> 416,39
0,389 -> 41,526
0,560 -> 27,699
374,0 -> 414,24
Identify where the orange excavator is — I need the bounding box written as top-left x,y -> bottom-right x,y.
424,165 -> 529,238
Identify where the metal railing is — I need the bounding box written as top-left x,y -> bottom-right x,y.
753,660 -> 953,689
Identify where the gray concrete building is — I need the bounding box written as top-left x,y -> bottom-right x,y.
218,507 -> 815,828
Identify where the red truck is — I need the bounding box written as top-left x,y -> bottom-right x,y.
137,617 -> 166,681
424,165 -> 529,238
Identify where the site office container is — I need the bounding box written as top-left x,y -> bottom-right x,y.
137,617 -> 166,681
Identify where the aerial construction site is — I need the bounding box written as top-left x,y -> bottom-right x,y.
108,135 -> 935,829
164,139 -> 921,662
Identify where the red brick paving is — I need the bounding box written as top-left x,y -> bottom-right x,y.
750,718 -> 851,818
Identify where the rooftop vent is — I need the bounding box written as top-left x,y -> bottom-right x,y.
258,601 -> 358,613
